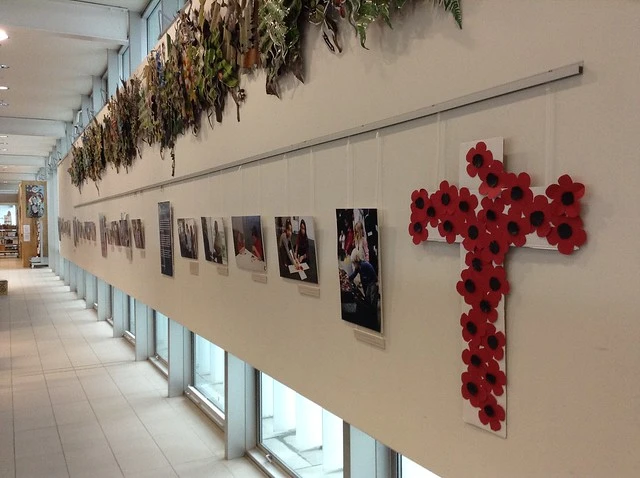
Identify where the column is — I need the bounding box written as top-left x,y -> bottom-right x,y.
91,76 -> 103,114
107,49 -> 119,99
69,262 -> 77,291
97,279 -> 111,321
76,267 -> 85,300
168,318 -> 190,398
295,395 -> 322,451
225,353 -> 256,459
322,410 -> 344,473
129,11 -> 144,72
134,300 -> 152,362
273,380 -> 296,433
349,424 -> 393,478
112,288 -> 127,338
85,274 -> 97,309
62,259 -> 69,285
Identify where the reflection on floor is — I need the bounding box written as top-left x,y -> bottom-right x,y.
262,418 -> 342,478
0,267 -> 266,478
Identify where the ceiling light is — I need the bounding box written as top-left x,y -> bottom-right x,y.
0,65 -> 8,69
0,30 -> 8,42
0,148 -> 6,152
0,135 -> 6,138
0,101 -> 8,107
0,86 -> 8,91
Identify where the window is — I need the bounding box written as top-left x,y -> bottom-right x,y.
145,0 -> 162,53
400,456 -> 441,478
119,46 -> 130,81
259,373 -> 343,477
193,334 -> 225,413
154,312 -> 169,363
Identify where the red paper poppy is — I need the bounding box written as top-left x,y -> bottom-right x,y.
482,265 -> 510,296
432,180 -> 459,216
462,345 -> 491,374
470,291 -> 502,323
437,216 -> 461,244
477,197 -> 506,233
545,174 -> 585,218
482,324 -> 506,360
461,215 -> 487,252
483,360 -> 507,396
465,141 -> 494,178
461,371 -> 488,408
478,394 -> 506,431
501,214 -> 531,247
547,215 -> 587,255
525,194 -> 552,238
408,213 -> 428,245
502,172 -> 534,213
465,250 -> 491,279
479,232 -> 509,265
456,269 -> 487,305
457,187 -> 479,218
479,160 -> 507,199
460,309 -> 488,344
410,188 -> 429,218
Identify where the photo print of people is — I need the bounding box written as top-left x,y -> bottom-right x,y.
201,217 -> 228,265
274,216 -> 318,283
131,219 -> 145,249
336,209 -> 382,333
231,216 -> 266,272
177,218 -> 198,259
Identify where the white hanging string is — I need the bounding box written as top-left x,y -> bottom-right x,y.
346,138 -> 353,208
375,131 -> 383,208
544,85 -> 556,184
436,112 -> 446,184
309,149 -> 315,213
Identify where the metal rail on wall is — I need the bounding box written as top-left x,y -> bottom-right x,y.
73,61 -> 584,209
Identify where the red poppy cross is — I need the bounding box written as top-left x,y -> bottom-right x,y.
408,137 -> 586,437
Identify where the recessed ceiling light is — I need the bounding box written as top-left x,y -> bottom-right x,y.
0,135 -> 6,138
0,65 -> 8,69
0,30 -> 8,42
0,102 -> 8,107
0,148 -> 7,152
0,86 -> 8,91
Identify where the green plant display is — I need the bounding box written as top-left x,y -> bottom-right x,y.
68,0 -> 462,190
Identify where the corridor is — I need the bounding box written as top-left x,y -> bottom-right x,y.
0,266 -> 264,478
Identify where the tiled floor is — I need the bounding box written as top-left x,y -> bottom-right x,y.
0,266 -> 266,478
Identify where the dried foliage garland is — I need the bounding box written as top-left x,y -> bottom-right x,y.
69,0 -> 462,190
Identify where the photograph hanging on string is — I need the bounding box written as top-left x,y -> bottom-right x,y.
131,219 -> 145,249
336,208 -> 382,333
231,216 -> 266,272
201,217 -> 227,265
177,218 -> 198,259
274,216 -> 318,283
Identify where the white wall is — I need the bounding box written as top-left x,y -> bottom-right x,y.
58,1 -> 640,476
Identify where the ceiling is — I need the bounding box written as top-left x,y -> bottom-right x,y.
0,0 -> 149,194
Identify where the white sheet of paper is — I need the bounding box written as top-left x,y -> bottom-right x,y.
23,225 -> 31,242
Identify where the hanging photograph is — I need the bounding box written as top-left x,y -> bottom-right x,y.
120,216 -> 131,248
25,184 -> 45,218
336,209 -> 382,333
201,217 -> 227,265
110,221 -> 121,246
231,216 -> 266,272
99,215 -> 107,257
131,219 -> 145,249
177,218 -> 198,260
274,216 -> 318,283
158,201 -> 174,276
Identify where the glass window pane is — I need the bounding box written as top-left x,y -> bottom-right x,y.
120,47 -> 130,81
128,296 -> 136,336
193,334 -> 225,412
146,3 -> 161,52
260,373 -> 343,477
155,312 -> 169,362
401,456 -> 441,478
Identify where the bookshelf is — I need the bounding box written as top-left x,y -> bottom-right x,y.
0,224 -> 19,258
